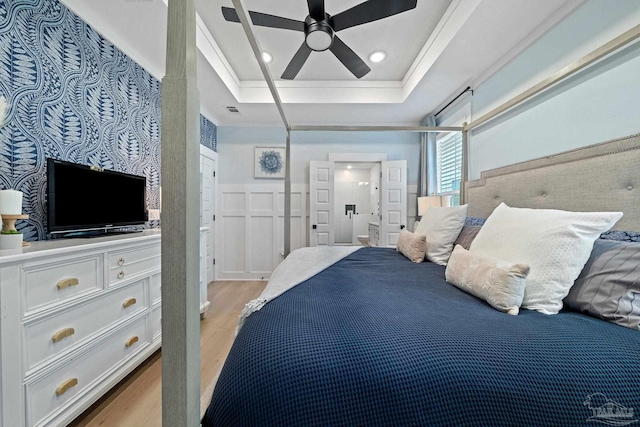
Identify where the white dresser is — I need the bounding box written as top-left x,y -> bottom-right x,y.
0,231 -> 166,427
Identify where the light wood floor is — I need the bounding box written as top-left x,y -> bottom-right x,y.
70,280 -> 266,427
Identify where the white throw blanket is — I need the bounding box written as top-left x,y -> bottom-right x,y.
237,246 -> 362,332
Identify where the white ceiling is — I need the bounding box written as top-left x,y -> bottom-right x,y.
61,0 -> 583,127
197,0 -> 453,81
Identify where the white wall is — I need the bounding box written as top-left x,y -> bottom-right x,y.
463,0 -> 640,179
217,127 -> 421,185
216,127 -> 420,279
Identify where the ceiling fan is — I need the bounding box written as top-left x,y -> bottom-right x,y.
222,0 -> 418,80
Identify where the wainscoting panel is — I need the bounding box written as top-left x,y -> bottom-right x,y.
250,216 -> 274,273
222,192 -> 246,211
222,216 -> 245,273
250,192 -> 273,211
217,184 -> 418,280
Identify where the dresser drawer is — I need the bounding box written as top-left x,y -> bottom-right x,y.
108,244 -> 160,270
24,256 -> 102,314
150,305 -> 161,341
24,279 -> 148,373
149,272 -> 161,305
108,244 -> 160,285
26,317 -> 149,427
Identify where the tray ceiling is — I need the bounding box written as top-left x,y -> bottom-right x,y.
61,0 -> 583,126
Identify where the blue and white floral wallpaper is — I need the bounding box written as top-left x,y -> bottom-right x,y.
0,0 -> 216,241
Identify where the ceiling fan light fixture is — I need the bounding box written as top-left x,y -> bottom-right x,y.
222,0 -> 418,79
262,51 -> 273,63
369,51 -> 386,63
305,19 -> 334,51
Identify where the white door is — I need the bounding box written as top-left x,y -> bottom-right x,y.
309,161 -> 334,246
200,147 -> 217,283
379,160 -> 407,247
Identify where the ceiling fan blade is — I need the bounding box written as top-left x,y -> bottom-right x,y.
281,42 -> 313,80
329,36 -> 371,79
307,0 -> 325,21
222,7 -> 305,31
332,0 -> 417,32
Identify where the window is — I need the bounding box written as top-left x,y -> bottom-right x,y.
436,132 -> 462,205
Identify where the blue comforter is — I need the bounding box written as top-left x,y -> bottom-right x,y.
203,247 -> 640,426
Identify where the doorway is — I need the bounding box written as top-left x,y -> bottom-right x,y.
333,162 -> 379,245
310,155 -> 406,248
200,145 -> 217,284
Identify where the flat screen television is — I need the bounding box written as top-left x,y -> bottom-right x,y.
47,158 -> 147,236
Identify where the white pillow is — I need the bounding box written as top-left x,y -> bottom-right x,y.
446,245 -> 530,315
469,203 -> 622,314
415,205 -> 468,265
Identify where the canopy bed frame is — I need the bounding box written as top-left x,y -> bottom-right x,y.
159,0 -> 640,422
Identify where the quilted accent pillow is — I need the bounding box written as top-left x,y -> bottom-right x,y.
565,240 -> 640,330
396,229 -> 427,263
415,205 -> 468,265
446,245 -> 529,315
469,203 -> 622,314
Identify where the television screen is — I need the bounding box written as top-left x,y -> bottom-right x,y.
47,158 -> 147,234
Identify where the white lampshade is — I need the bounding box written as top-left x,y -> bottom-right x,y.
0,189 -> 23,215
440,195 -> 452,208
418,196 -> 442,216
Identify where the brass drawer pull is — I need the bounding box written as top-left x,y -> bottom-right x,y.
52,327 -> 75,343
125,336 -> 139,348
123,298 -> 137,308
118,257 -> 125,266
55,378 -> 78,396
56,278 -> 79,290
117,271 -> 125,279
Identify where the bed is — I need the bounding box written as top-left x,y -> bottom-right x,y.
202,134 -> 640,426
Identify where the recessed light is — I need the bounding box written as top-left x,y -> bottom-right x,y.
347,165 -> 352,169
369,51 -> 386,63
262,51 -> 273,63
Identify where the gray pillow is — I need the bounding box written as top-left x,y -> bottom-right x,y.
565,240 -> 640,330
453,225 -> 482,250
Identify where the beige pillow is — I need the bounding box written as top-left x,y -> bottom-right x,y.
396,229 -> 427,263
445,245 -> 530,315
415,205 -> 468,265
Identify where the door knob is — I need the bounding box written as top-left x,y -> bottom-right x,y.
312,225 -> 317,229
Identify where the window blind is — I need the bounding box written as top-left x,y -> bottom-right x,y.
436,132 -> 462,194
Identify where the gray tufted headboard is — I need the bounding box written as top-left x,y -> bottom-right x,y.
465,133 -> 640,231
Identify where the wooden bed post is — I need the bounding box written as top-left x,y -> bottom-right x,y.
161,0 -> 201,425
285,129 -> 291,257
